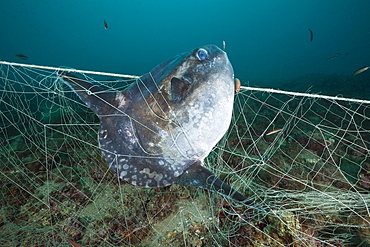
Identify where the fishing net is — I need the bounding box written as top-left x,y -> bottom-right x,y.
0,61 -> 369,246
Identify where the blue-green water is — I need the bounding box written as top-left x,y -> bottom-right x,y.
1,1 -> 370,84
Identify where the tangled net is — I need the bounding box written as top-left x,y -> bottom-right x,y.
0,61 -> 369,246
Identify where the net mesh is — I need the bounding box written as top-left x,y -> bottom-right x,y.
0,62 -> 369,246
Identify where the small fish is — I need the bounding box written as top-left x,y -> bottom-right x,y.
266,128 -> 282,136
327,56 -> 338,60
353,66 -> 369,76
68,239 -> 82,247
234,78 -> 241,94
15,54 -> 28,60
222,40 -> 226,51
104,19 -> 108,29
308,28 -> 313,42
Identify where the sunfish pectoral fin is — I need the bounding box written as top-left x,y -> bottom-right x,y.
170,77 -> 191,102
58,71 -> 116,115
175,161 -> 259,208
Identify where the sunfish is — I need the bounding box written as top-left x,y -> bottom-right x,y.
59,45 -> 254,205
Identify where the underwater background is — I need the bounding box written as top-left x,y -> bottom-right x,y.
1,0 -> 370,97
1,1 -> 370,246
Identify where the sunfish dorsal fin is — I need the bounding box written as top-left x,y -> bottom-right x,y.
58,71 -> 117,115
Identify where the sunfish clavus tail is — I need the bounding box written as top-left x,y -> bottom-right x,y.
58,45 -> 262,210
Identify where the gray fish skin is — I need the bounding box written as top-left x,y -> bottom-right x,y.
59,45 -> 251,203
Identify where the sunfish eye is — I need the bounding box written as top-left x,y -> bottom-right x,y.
196,48 -> 208,60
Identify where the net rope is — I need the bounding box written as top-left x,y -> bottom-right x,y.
0,61 -> 369,246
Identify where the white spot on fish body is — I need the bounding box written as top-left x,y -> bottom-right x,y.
100,130 -> 108,139
145,180 -> 152,187
115,93 -> 126,108
140,168 -> 150,174
154,173 -> 163,182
